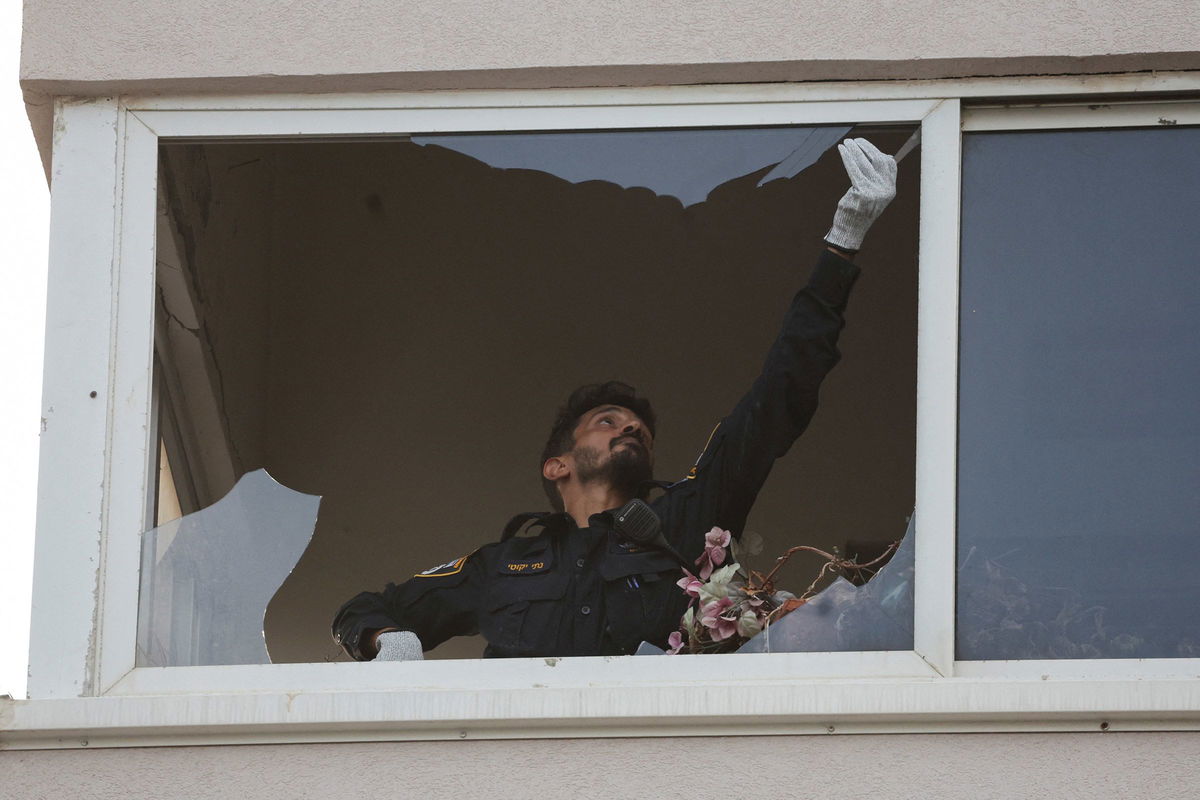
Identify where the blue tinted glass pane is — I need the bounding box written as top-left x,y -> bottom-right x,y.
957,127 -> 1200,660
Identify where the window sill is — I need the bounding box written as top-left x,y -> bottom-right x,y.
5,655 -> 1200,750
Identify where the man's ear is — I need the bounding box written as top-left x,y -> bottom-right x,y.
542,455 -> 571,483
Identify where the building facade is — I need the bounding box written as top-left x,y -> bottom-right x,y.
4,2 -> 1200,796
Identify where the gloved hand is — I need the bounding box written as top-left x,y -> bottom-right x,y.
374,630 -> 424,661
824,138 -> 897,253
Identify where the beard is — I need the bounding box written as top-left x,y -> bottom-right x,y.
572,440 -> 654,500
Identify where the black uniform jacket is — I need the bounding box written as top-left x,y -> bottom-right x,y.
332,250 -> 859,660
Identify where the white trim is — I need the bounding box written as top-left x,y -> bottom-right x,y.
107,651 -> 938,696
95,110 -> 160,696
118,71 -> 1200,113
6,674 -> 1200,750
963,100 -> 1200,131
27,97 -> 122,699
76,93 -> 941,700
956,659 -> 1200,680
912,99 -> 961,678
131,99 -> 937,139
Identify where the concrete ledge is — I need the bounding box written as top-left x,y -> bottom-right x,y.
5,674 -> 1200,750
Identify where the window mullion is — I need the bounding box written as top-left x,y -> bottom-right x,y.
912,98 -> 961,677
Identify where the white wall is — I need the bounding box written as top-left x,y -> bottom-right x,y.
3,732 -> 1199,798
20,0 -> 1200,89
18,1 -> 1200,166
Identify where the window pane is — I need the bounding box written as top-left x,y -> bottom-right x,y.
957,126 -> 1200,660
137,469 -> 319,667
148,124 -> 920,664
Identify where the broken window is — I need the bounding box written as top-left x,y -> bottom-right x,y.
146,123 -> 920,665
635,515 -> 915,655
957,126 -> 1200,660
137,469 -> 320,666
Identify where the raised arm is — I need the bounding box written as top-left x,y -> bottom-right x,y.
658,139 -> 897,551
685,248 -> 859,536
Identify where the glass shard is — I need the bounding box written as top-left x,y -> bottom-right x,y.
136,469 -> 321,667
415,126 -> 851,207
736,515 -> 914,653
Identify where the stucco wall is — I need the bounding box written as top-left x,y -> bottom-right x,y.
4,732 -> 1199,798
19,0 -> 1200,93
17,1 -> 1200,172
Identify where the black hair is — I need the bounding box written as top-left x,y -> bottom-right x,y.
540,380 -> 657,511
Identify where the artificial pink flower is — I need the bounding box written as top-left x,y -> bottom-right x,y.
697,593 -> 744,641
705,527 -> 732,548
709,616 -> 738,641
715,603 -> 743,641
666,631 -> 684,655
676,575 -> 703,598
698,598 -> 726,623
703,527 -> 732,568
699,597 -> 734,634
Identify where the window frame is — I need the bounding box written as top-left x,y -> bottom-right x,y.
956,97 -> 1200,679
15,73 -> 1200,749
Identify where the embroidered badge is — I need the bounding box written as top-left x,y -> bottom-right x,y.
499,561 -> 549,573
505,561 -> 547,572
414,554 -> 470,578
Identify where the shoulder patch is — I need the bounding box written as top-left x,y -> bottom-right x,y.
413,551 -> 475,578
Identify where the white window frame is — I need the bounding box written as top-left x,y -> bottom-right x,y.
956,96 -> 1200,679
12,72 -> 1200,750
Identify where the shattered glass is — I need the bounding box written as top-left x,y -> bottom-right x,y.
151,123 -> 920,665
636,516 -> 914,655
735,516 -> 914,653
136,469 -> 320,667
414,126 -> 853,207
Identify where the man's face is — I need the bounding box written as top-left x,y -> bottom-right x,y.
569,405 -> 655,495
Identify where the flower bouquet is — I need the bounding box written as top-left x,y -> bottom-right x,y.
666,526 -> 899,655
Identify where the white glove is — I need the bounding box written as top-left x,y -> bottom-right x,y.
374,630 -> 424,661
824,138 -> 897,253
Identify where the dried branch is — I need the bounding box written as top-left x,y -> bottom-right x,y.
751,539 -> 900,596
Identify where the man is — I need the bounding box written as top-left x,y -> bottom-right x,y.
332,138 -> 897,661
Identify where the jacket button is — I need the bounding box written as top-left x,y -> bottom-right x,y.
580,605 -> 592,615
576,558 -> 585,568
